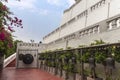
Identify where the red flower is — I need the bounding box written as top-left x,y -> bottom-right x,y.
1,5 -> 7,11
21,26 -> 23,28
0,32 -> 5,41
19,20 -> 22,23
8,43 -> 13,48
8,26 -> 15,32
14,17 -> 18,22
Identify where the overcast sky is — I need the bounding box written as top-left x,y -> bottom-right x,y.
4,0 -> 75,42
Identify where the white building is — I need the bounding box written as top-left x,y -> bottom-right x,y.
43,0 -> 120,50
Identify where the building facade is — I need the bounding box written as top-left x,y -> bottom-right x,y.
43,0 -> 120,50
17,42 -> 46,53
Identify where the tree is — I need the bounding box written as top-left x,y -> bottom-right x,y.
0,0 -> 23,56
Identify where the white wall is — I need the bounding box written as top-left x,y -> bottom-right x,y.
43,0 -> 120,44
60,0 -> 102,26
71,0 -> 86,19
87,0 -> 101,8
109,0 -> 120,17
86,3 -> 108,27
43,30 -> 60,43
60,17 -> 86,38
60,10 -> 72,25
46,41 -> 66,50
46,27 -> 120,51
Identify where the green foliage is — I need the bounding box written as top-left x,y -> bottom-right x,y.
0,0 -> 22,58
13,40 -> 23,52
81,52 -> 90,63
5,40 -> 22,58
66,47 -> 73,49
113,46 -> 120,63
90,39 -> 105,46
84,68 -> 91,76
95,52 -> 107,63
78,45 -> 86,48
55,48 -> 63,51
0,39 -> 23,58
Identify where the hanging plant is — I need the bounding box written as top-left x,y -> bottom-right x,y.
114,46 -> 120,63
62,51 -> 72,71
95,52 -> 106,63
81,52 -> 90,63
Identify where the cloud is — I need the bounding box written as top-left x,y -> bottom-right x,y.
4,0 -> 75,15
38,9 -> 49,15
5,0 -> 49,15
47,0 -> 61,6
47,0 -> 75,6
5,0 -> 37,10
31,8 -> 49,15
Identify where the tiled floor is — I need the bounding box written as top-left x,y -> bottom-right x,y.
0,67 -> 63,80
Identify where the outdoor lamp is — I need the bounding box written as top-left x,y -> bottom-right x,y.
106,56 -> 115,69
64,57 -> 69,63
72,56 -> 76,64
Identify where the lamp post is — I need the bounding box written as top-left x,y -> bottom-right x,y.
105,55 -> 115,79
88,55 -> 96,79
64,56 -> 69,80
71,55 -> 76,80
59,55 -> 63,77
80,49 -> 85,80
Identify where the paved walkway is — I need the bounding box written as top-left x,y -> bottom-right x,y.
0,67 -> 64,80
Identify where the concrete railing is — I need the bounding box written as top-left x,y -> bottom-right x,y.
4,53 -> 16,68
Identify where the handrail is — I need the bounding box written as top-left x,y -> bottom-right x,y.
39,42 -> 120,54
4,53 -> 16,68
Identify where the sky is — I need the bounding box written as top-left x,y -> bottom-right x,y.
4,0 -> 75,43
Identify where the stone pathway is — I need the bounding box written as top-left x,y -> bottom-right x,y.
0,67 -> 63,80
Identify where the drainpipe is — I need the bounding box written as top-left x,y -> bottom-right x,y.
85,0 -> 88,28
107,0 -> 111,18
66,40 -> 68,49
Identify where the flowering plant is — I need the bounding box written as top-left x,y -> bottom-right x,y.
0,0 -> 22,56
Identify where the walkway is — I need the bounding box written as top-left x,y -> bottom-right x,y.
0,67 -> 64,80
